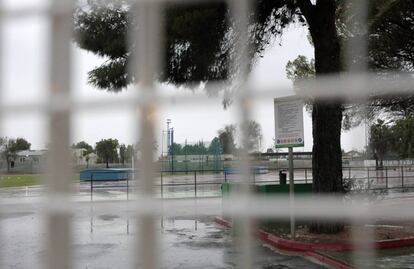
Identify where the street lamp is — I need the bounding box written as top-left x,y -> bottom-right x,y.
166,119 -> 174,172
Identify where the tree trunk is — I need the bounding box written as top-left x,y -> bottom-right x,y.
310,102 -> 344,233
300,0 -> 344,233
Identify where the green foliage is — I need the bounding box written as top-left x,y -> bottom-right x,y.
368,0 -> 414,72
73,141 -> 94,167
208,137 -> 222,154
369,119 -> 392,168
73,1 -> 303,92
118,144 -> 136,165
171,141 -> 208,155
74,2 -> 230,90
125,144 -> 134,163
287,2 -> 414,128
74,2 -> 130,91
73,141 -> 93,152
368,115 -> 414,162
390,115 -> 414,159
241,120 -> 263,152
286,55 -> 315,84
13,138 -> 31,151
0,137 -> 31,172
119,144 -> 126,165
218,124 -> 236,154
95,138 -> 119,168
367,1 -> 414,118
170,142 -> 182,155
287,57 -> 370,130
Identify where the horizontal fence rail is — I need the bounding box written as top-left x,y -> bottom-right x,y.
80,166 -> 414,200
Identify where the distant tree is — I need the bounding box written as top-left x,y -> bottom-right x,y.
73,141 -> 94,168
119,144 -> 127,166
0,137 -> 5,147
0,138 -> 7,171
125,144 -> 134,164
208,137 -> 222,155
218,125 -> 236,155
170,142 -> 182,156
95,139 -> 119,168
181,143 -> 190,156
193,141 -> 208,155
241,120 -> 263,153
389,115 -> 414,159
73,141 -> 93,152
182,144 -> 190,155
286,55 -> 366,130
14,138 -> 31,151
286,55 -> 315,87
369,120 -> 391,169
0,137 -> 31,172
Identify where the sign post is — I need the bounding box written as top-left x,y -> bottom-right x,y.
274,96 -> 304,239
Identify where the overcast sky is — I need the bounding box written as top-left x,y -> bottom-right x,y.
0,0 -> 366,154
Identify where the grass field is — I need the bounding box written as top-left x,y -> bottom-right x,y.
0,174 -> 44,188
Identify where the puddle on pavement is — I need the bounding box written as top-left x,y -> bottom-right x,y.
0,211 -> 34,220
98,214 -> 120,221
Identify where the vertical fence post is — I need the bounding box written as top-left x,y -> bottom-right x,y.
90,173 -> 93,201
201,156 -> 204,174
305,168 -> 307,184
127,171 -> 129,200
160,171 -> 163,198
47,2 -> 74,268
385,167 -> 388,189
401,166 -> 404,191
194,170 -> 197,198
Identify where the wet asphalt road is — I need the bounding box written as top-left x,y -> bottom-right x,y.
0,210 -> 323,269
0,186 -> 323,269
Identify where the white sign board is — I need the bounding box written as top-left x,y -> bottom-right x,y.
274,97 -> 304,148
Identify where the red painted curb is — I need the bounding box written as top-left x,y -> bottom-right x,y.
215,216 -> 353,269
214,216 -> 232,228
215,216 -> 414,252
258,230 -> 414,252
375,237 -> 414,249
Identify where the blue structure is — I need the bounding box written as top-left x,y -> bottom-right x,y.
224,166 -> 269,175
80,168 -> 133,181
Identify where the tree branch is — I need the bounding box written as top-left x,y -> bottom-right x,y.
369,0 -> 402,29
297,0 -> 314,24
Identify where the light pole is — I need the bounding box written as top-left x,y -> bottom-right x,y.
170,127 -> 174,172
166,119 -> 174,172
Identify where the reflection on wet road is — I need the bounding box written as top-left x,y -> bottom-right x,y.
160,216 -> 322,269
0,200 -> 322,268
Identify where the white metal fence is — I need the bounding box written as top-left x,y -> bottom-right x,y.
0,0 -> 414,268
